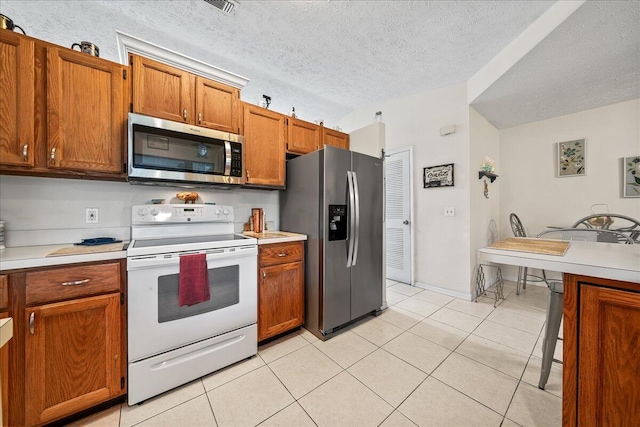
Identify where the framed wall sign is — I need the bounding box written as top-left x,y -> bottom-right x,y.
423,163 -> 454,188
623,156 -> 640,198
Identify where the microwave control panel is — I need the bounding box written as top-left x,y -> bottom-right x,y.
230,143 -> 243,177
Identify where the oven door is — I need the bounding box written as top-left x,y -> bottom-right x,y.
127,245 -> 257,362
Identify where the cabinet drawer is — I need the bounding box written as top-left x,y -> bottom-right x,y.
26,262 -> 121,306
0,275 -> 7,310
259,242 -> 303,267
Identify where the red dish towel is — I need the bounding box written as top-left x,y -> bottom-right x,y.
179,253 -> 210,306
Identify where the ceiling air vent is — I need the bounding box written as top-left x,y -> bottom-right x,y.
203,0 -> 237,15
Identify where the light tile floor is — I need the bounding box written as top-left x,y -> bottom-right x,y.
68,280 -> 562,427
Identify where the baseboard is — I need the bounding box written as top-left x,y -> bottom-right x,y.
414,282 -> 473,301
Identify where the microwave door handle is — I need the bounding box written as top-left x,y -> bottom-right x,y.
346,171 -> 355,267
224,141 -> 232,176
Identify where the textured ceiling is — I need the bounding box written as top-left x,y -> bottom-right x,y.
471,1 -> 640,129
2,0 -> 554,127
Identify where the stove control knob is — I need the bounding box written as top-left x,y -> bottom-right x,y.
215,208 -> 221,216
222,208 -> 230,215
150,208 -> 159,216
137,207 -> 148,217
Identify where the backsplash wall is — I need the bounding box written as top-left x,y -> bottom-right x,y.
0,175 -> 279,247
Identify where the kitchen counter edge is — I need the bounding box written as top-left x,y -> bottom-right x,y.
242,231 -> 307,245
0,244 -> 127,272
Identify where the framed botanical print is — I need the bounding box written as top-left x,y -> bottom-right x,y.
624,156 -> 640,198
557,139 -> 586,177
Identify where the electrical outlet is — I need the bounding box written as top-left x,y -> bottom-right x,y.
86,208 -> 99,224
444,207 -> 455,217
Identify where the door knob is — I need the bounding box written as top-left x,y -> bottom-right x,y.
403,220 -> 410,225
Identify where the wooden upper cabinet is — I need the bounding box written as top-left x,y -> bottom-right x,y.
323,128 -> 350,150
0,30 -> 35,167
287,118 -> 321,155
131,54 -> 193,123
242,103 -> 286,187
131,54 -> 240,134
47,46 -> 125,173
195,77 -> 239,133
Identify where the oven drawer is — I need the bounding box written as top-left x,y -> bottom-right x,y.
259,242 -> 304,267
26,262 -> 121,306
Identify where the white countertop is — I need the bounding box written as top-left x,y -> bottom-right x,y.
242,231 -> 307,245
480,239 -> 640,283
0,243 -> 127,271
0,318 -> 13,348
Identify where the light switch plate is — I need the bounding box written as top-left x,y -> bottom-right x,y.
444,207 -> 455,217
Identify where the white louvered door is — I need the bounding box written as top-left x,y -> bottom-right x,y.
385,149 -> 412,284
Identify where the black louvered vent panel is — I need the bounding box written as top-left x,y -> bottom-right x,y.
203,0 -> 236,15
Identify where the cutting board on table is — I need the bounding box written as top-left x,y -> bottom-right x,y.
489,238 -> 570,256
46,242 -> 125,257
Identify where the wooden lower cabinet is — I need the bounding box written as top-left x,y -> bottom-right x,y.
564,274 -> 640,426
1,311 -> 8,427
258,242 -> 304,341
5,259 -> 126,426
25,294 -> 121,425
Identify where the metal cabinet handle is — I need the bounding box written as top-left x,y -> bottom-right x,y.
246,169 -> 250,181
263,271 -> 266,278
183,108 -> 187,121
403,220 -> 410,225
61,278 -> 91,286
198,112 -> 202,124
278,253 -> 288,257
22,143 -> 28,160
50,147 -> 56,162
29,312 -> 35,334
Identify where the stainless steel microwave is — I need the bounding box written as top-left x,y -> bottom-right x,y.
127,113 -> 245,187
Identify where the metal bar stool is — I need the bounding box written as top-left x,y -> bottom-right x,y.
509,213 -> 543,294
535,228 -> 634,389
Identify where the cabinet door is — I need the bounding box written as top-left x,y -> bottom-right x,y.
258,262 -> 304,341
0,30 -> 35,167
131,54 -> 193,123
0,311 -> 8,427
323,128 -> 350,150
578,284 -> 640,426
47,47 -> 124,173
25,293 -> 121,426
243,104 -> 286,187
287,118 -> 321,155
195,77 -> 239,133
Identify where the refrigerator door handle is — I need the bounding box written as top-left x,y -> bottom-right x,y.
352,171 -> 361,266
346,171 -> 356,267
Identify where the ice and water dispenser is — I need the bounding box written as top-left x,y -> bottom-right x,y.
328,205 -> 347,241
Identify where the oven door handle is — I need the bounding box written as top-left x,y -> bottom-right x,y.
127,246 -> 257,269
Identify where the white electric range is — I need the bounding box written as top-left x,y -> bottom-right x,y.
126,204 -> 257,405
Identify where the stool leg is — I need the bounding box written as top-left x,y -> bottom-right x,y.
516,266 -> 523,295
522,267 -> 528,290
539,288 -> 563,389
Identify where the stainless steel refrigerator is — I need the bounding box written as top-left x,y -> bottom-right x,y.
280,145 -> 383,340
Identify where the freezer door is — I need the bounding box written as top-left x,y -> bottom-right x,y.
322,146 -> 353,332
350,151 -> 384,319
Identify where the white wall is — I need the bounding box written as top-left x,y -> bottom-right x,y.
499,98 -> 640,241
469,107 -> 501,290
338,84 -> 473,298
0,176 -> 279,247
349,123 -> 385,158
